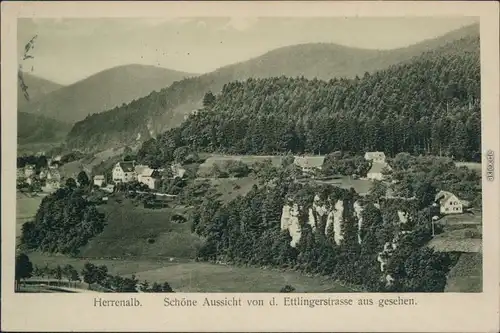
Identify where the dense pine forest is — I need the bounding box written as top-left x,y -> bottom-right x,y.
135,35 -> 480,167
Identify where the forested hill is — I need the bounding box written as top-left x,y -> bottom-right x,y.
66,24 -> 479,152
18,73 -> 63,109
18,112 -> 72,145
135,34 -> 480,166
19,64 -> 196,124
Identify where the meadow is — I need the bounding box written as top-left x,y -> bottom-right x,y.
79,197 -> 204,259
26,252 -> 356,293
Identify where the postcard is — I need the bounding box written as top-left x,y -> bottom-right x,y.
1,1 -> 499,332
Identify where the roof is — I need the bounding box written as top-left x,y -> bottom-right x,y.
117,161 -> 135,172
134,165 -> 149,175
364,152 -> 386,159
293,156 -> 325,169
435,190 -> 459,205
94,175 -> 105,180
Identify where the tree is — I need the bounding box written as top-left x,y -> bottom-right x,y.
202,91 -> 216,108
54,265 -> 63,282
162,282 -> 174,292
414,180 -> 438,209
65,177 -> 77,189
81,262 -> 99,289
280,285 -> 296,293
77,171 -> 90,188
63,264 -> 80,288
15,253 -> 33,291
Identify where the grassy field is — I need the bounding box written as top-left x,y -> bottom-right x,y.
79,197 -> 203,259
445,253 -> 482,292
195,176 -> 260,203
132,262 -> 356,292
455,162 -> 481,172
26,252 -> 356,292
308,176 -> 373,195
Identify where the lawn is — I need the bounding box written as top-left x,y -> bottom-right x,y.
310,176 -> 373,195
131,262 -> 357,293
445,253 -> 482,292
195,176 -> 260,203
79,197 -> 204,259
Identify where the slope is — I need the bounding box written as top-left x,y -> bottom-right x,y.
20,64 -> 196,123
135,34 -> 479,164
18,112 -> 72,145
66,23 -> 479,152
18,72 -> 63,109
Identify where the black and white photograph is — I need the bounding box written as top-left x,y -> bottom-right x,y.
13,16 -> 485,294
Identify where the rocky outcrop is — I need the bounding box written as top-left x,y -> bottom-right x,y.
280,194 -> 372,247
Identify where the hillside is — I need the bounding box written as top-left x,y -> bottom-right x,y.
18,72 -> 63,109
66,23 -> 479,152
18,112 -> 72,145
19,64 -> 196,123
135,34 -> 480,168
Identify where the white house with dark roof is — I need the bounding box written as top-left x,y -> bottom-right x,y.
93,175 -> 106,187
112,161 -> 137,183
364,152 -> 387,164
293,156 -> 325,175
435,190 -> 465,215
137,167 -> 161,189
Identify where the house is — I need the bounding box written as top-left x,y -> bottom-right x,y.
39,169 -> 48,180
17,168 -> 25,179
293,156 -> 325,175
102,184 -> 115,193
46,169 -> 61,182
364,151 -> 386,164
93,175 -> 106,187
43,179 -> 61,192
367,162 -> 392,181
435,191 -> 465,215
137,168 -> 161,190
112,161 -> 137,183
170,163 -> 186,179
24,165 -> 35,178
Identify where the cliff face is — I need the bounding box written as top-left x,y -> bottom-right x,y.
280,193 -> 412,287
280,194 -> 362,247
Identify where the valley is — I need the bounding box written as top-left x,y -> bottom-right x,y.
14,21 -> 482,294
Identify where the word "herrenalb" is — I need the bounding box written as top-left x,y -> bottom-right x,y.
94,297 -> 142,307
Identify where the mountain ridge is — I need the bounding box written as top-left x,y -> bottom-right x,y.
19,64 -> 197,124
65,23 -> 479,152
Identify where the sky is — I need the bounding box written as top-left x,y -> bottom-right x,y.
18,17 -> 479,85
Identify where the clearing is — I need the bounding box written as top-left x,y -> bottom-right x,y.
79,197 -> 203,259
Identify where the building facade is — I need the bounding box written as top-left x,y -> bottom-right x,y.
112,161 -> 137,183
